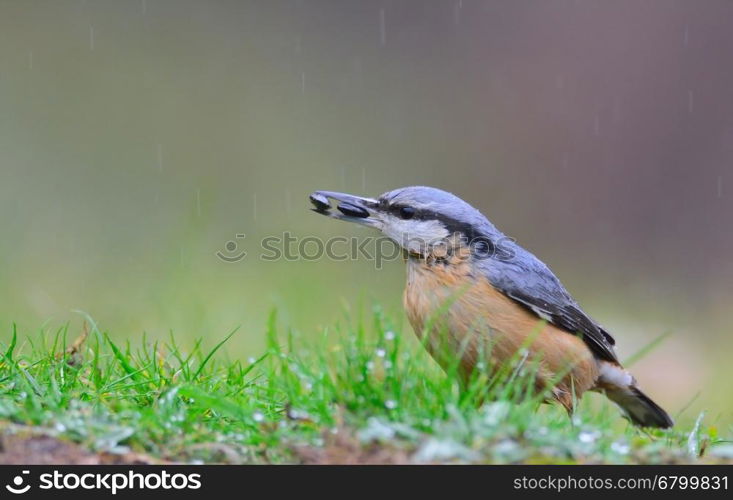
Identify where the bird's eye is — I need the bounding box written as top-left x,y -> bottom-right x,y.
398,206 -> 415,220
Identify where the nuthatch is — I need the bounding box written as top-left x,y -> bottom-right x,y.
310,186 -> 672,428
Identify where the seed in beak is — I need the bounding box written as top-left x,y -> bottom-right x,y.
337,202 -> 369,218
309,193 -> 331,212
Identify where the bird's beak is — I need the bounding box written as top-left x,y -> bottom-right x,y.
309,190 -> 381,227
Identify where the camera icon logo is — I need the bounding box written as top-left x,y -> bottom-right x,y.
216,233 -> 247,262
6,470 -> 31,494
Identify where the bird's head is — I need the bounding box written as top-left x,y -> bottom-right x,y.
310,186 -> 500,258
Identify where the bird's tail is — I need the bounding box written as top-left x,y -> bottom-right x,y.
598,361 -> 674,429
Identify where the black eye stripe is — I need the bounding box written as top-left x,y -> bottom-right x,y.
385,203 -> 488,239
386,204 -> 435,220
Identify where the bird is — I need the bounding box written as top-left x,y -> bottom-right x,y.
309,186 -> 673,428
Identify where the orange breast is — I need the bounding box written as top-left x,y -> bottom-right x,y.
403,256 -> 599,408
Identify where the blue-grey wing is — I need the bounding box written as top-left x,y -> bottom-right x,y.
481,243 -> 618,363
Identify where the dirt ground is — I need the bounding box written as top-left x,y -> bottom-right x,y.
0,426 -> 411,465
0,432 -> 159,465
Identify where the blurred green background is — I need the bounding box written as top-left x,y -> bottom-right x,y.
1,1 -> 731,425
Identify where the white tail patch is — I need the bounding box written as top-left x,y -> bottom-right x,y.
598,362 -> 634,389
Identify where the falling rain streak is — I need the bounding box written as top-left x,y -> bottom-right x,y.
688,90 -> 694,113
28,51 -> 33,70
89,26 -> 95,51
718,176 -> 723,198
157,144 -> 163,170
454,0 -> 462,25
380,8 -> 386,46
253,193 -> 258,222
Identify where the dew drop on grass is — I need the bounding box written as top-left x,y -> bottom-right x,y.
288,408 -> 308,420
414,438 -> 479,463
579,430 -> 600,443
482,401 -> 511,425
247,357 -> 256,364
376,348 -> 386,358
494,439 -> 521,459
385,399 -> 397,410
252,411 -> 265,422
611,441 -> 630,455
385,331 -> 396,341
358,417 -> 396,441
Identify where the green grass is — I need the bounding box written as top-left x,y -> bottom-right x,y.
0,307 -> 731,464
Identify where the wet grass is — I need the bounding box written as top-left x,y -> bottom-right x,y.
0,308 -> 731,464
